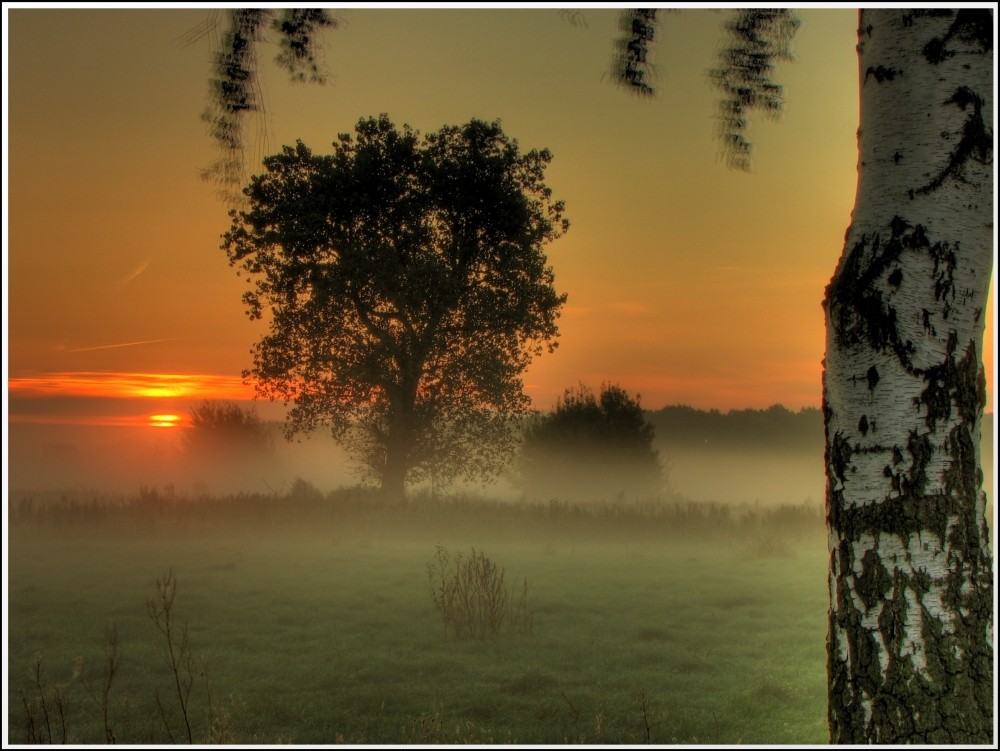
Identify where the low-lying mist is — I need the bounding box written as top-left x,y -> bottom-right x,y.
6,414 -> 994,745
6,410 -> 994,511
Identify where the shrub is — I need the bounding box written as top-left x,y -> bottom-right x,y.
519,383 -> 663,502
182,401 -> 278,492
427,545 -> 533,640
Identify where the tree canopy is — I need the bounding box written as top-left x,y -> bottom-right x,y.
224,115 -> 568,497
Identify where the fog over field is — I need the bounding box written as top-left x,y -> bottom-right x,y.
7,405 -> 995,744
7,405 -> 993,510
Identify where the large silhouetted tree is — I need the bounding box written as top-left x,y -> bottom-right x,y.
224,115 -> 568,499
613,8 -> 994,743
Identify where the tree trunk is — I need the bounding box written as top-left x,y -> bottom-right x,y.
823,9 -> 993,744
380,373 -> 420,502
381,444 -> 408,502
380,405 -> 412,502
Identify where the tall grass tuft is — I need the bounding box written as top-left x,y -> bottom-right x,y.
78,622 -> 121,743
427,545 -> 533,639
19,654 -> 72,744
147,569 -> 196,743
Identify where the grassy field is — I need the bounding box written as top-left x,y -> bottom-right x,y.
7,488 -> 830,744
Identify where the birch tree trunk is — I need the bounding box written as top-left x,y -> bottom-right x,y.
823,9 -> 993,743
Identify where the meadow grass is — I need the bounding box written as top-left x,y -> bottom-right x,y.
8,488 -> 829,744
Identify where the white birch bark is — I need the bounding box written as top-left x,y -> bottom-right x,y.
823,9 -> 993,743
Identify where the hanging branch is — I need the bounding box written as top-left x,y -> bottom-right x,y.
610,9 -> 661,97
198,9 -> 338,202
709,9 -> 800,171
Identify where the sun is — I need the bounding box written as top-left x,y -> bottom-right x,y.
148,414 -> 182,428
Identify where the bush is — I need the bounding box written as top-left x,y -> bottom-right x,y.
427,545 -> 533,640
519,383 -> 663,502
182,400 -> 278,491
183,401 -> 274,459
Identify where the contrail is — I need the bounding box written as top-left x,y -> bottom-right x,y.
119,260 -> 150,287
67,338 -> 180,353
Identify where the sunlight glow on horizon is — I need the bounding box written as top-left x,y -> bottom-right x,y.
148,414 -> 182,428
7,372 -> 253,401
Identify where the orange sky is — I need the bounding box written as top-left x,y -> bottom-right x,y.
4,5 -> 996,430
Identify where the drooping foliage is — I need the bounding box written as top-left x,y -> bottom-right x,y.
198,9 -> 338,196
611,8 -> 800,170
610,9 -> 661,97
519,383 -> 663,502
709,9 -> 800,171
224,115 -> 568,497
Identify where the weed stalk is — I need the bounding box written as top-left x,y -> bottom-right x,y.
147,569 -> 195,743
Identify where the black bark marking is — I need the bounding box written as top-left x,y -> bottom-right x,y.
915,86 -> 992,196
921,309 -> 936,336
865,65 -> 900,83
830,510 -> 994,742
922,9 -> 992,64
859,414 -> 870,436
942,423 -> 979,505
858,548 -> 892,609
903,431 -> 932,502
915,367 -> 952,431
827,430 -> 947,543
826,220 -> 962,375
954,340 -> 986,426
903,9 -> 954,30
829,430 -> 854,488
866,365 -> 880,390
913,334 -> 984,434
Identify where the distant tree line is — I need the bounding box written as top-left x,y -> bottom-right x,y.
646,405 -> 825,453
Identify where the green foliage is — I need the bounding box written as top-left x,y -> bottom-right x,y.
519,383 -> 663,502
225,115 -> 568,498
427,545 -> 533,640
